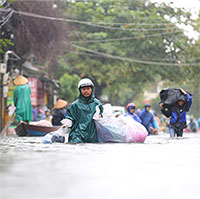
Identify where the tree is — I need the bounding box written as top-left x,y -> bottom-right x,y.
9,0 -> 70,78
57,0 -> 195,105
59,73 -> 81,103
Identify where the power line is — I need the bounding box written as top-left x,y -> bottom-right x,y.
0,10 -> 14,29
14,0 -> 146,2
67,48 -> 200,62
68,50 -> 200,62
71,30 -> 181,43
68,51 -> 103,57
72,44 -> 200,67
14,10 -> 179,31
0,0 -> 6,6
0,8 -> 13,23
84,21 -> 174,26
0,8 -> 12,13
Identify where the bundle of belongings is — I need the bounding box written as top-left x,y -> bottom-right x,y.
93,104 -> 148,143
159,88 -> 192,133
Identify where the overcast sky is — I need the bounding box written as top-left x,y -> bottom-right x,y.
151,0 -> 200,8
151,0 -> 200,17
151,0 -> 200,39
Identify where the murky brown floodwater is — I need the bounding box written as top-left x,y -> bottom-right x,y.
1,132 -> 200,199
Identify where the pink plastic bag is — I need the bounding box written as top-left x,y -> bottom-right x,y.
119,116 -> 148,143
94,104 -> 148,143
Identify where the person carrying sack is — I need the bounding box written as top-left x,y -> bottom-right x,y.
160,88 -> 192,138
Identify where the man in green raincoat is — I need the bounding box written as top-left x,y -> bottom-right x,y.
13,75 -> 32,123
63,78 -> 103,143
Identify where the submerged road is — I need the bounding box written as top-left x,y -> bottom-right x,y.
0,132 -> 200,199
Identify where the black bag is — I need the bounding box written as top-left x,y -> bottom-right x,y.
159,88 -> 190,117
159,88 -> 186,106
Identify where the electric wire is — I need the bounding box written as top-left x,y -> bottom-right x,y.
14,10 -> 179,32
72,44 -> 200,66
0,10 -> 14,29
71,30 -> 181,43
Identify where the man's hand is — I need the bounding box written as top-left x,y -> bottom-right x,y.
98,114 -> 102,119
61,119 -> 72,127
180,88 -> 187,95
159,102 -> 163,109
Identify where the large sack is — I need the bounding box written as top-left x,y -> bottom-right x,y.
160,88 -> 184,106
94,104 -> 148,143
159,88 -> 190,109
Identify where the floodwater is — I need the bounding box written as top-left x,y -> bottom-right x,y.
0,132 -> 200,199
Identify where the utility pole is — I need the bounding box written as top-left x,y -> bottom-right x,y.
0,51 -> 20,131
0,73 -> 3,131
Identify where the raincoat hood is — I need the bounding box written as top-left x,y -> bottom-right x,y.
127,106 -> 135,113
126,103 -> 136,113
177,94 -> 186,102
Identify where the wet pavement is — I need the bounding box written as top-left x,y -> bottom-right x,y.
0,132 -> 200,199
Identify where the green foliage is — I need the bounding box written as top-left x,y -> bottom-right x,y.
58,0 -> 196,105
59,73 -> 81,103
0,39 -> 14,53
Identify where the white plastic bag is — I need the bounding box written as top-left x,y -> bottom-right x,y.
42,126 -> 68,144
94,104 -> 148,143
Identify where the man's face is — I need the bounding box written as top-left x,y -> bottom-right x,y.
178,100 -> 184,106
129,108 -> 135,114
81,86 -> 92,98
146,107 -> 151,112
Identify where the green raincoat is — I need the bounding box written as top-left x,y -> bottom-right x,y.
66,90 -> 103,143
14,84 -> 32,123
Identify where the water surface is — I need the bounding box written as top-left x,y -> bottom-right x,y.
1,133 -> 200,199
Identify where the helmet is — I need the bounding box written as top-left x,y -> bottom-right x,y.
126,103 -> 136,110
78,78 -> 94,89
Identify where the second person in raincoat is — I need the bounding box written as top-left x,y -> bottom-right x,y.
13,75 -> 32,123
139,104 -> 157,135
62,78 -> 103,143
125,103 -> 141,123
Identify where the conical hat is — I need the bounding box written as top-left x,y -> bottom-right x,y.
14,75 -> 28,86
54,99 -> 68,109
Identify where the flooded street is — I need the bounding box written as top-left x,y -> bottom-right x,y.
1,132 -> 200,199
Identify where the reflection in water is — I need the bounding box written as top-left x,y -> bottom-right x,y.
1,133 -> 200,199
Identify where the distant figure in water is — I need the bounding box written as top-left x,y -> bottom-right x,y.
139,104 -> 157,135
13,75 -> 32,123
125,103 -> 141,123
160,88 -> 192,138
52,99 -> 68,126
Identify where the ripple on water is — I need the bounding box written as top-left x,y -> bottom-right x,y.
1,133 -> 200,199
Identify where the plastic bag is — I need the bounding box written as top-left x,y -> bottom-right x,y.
42,126 -> 68,144
94,104 -> 148,143
30,120 -> 52,127
119,116 -> 148,143
95,119 -> 126,143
